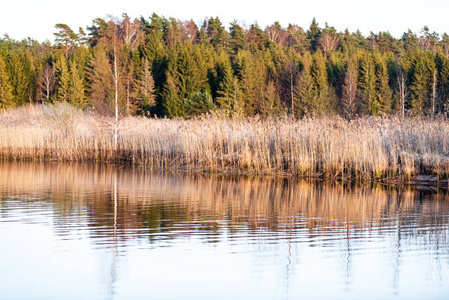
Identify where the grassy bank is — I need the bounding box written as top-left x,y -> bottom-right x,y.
1,103 -> 449,181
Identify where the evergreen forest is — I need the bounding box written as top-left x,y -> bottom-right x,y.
1,14 -> 449,119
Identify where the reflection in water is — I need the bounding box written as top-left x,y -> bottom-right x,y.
110,172 -> 118,297
0,161 -> 448,300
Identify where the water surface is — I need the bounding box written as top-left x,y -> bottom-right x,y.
0,162 -> 448,300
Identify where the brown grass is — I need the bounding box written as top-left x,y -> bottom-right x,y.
1,103 -> 449,181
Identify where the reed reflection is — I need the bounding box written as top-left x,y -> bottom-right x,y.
0,161 -> 448,297
1,161 -> 448,242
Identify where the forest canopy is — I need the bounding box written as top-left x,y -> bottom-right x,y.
1,14 -> 449,119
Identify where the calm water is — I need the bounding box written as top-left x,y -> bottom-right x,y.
0,162 -> 448,300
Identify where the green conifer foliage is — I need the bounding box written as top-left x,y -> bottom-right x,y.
358,52 -> 379,115
410,52 -> 434,114
294,53 -> 316,116
163,67 -> 182,117
205,17 -> 228,49
0,56 -> 13,108
54,23 -> 78,58
234,50 -> 268,116
134,57 -> 156,111
312,50 -> 329,114
307,18 -> 321,51
229,21 -> 248,56
88,46 -> 114,114
6,51 -> 31,106
375,54 -> 392,114
215,51 -> 238,114
68,60 -> 86,107
162,45 -> 210,117
55,53 -> 71,102
184,91 -> 215,117
4,15 -> 449,118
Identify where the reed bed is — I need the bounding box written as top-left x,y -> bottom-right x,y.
1,103 -> 449,181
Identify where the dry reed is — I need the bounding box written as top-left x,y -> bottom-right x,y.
1,103 -> 449,181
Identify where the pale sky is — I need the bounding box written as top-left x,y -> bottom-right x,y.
2,0 -> 449,43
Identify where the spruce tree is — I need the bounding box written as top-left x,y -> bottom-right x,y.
134,57 -> 156,112
216,51 -> 239,114
55,53 -> 70,102
68,60 -> 86,107
88,45 -> 114,114
375,54 -> 392,114
229,21 -> 248,56
294,53 -> 316,116
163,68 -> 182,117
307,18 -> 321,51
410,52 -> 433,114
234,50 -> 267,116
8,51 -> 30,106
0,56 -> 13,108
184,91 -> 215,117
359,52 -> 378,115
312,50 -> 329,114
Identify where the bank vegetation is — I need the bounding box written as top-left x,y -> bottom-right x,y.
1,104 -> 449,182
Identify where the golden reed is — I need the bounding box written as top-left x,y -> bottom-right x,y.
1,103 -> 449,181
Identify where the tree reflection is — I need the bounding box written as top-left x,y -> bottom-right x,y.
0,160 -> 448,296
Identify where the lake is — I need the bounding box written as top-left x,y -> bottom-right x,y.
0,161 -> 448,300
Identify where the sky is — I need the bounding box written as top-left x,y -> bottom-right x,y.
2,0 -> 448,43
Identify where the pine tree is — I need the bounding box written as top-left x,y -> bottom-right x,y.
54,24 -> 78,58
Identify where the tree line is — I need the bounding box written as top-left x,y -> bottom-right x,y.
1,14 -> 449,119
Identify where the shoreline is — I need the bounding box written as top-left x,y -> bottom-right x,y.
3,157 -> 448,192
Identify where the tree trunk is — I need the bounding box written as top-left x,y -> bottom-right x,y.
113,39 -> 119,150
432,69 -> 437,118
290,66 -> 294,116
398,71 -> 407,120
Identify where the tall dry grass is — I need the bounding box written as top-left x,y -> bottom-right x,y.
1,103 -> 449,180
